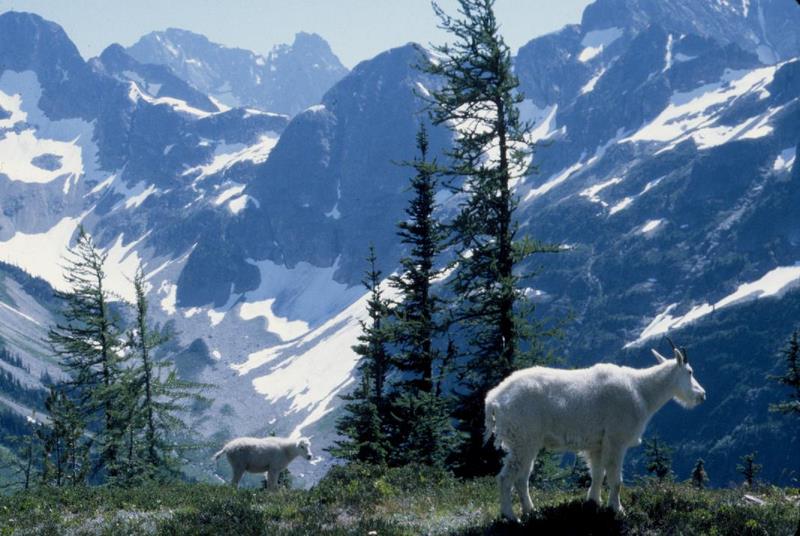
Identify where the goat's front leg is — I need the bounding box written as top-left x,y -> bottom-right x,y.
266,467 -> 280,490
586,450 -> 604,505
605,449 -> 626,514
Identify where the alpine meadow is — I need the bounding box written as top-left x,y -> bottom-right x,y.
0,0 -> 799,534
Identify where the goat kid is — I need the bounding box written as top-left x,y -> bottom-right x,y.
213,436 -> 313,489
484,342 -> 706,521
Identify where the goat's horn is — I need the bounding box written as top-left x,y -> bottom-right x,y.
666,336 -> 678,352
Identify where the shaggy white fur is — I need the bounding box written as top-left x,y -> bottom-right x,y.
213,436 -> 313,488
484,346 -> 706,521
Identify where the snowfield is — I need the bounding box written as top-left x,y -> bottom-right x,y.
626,264 -> 800,347
621,64 -> 783,151
0,71 -> 98,192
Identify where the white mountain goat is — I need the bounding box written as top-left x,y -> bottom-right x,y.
213,436 -> 313,489
484,340 -> 706,520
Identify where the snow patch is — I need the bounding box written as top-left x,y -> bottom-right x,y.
128,82 -> 213,118
242,258 -> 363,328
580,68 -> 606,95
124,183 -> 157,209
579,177 -> 622,206
0,214 -> 84,291
609,196 -> 633,215
103,233 -> 147,303
626,264 -> 800,347
207,309 -> 226,327
325,180 -> 342,219
227,195 -> 254,215
240,299 -> 310,342
520,102 -> 558,142
233,279 -> 400,439
159,281 -> 177,315
578,27 -> 623,63
0,71 -> 110,195
183,134 -> 279,182
639,219 -> 664,234
773,147 -> 796,172
214,184 -> 246,206
621,65 -> 781,151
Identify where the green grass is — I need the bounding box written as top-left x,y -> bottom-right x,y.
0,465 -> 797,535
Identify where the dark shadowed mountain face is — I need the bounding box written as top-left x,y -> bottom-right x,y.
125,28 -> 349,116
0,0 -> 799,486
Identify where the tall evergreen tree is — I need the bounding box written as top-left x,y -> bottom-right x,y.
768,331 -> 800,536
388,124 -> 455,467
48,227 -> 126,479
330,247 -> 392,464
770,330 -> 800,416
329,372 -> 387,465
421,0 -> 555,475
124,266 -> 209,479
391,124 -> 447,392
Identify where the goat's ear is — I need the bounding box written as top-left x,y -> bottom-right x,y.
651,349 -> 668,364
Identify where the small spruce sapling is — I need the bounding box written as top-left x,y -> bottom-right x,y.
737,452 -> 762,488
644,437 -> 673,481
691,458 -> 708,489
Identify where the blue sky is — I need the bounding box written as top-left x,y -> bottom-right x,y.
0,0 -> 591,67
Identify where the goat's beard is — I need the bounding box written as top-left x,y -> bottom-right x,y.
673,395 -> 699,409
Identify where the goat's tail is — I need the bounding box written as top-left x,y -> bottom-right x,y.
212,447 -> 226,462
483,399 -> 498,446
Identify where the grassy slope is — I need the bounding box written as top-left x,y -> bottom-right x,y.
1,465 -> 798,535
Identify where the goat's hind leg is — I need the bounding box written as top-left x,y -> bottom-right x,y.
498,449 -> 522,521
231,464 -> 245,488
513,447 -> 537,517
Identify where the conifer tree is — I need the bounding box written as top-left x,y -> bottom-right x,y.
48,227 -> 126,479
331,372 -> 387,464
421,0 -> 556,475
768,331 -> 800,536
391,124 -> 447,392
644,437 -> 673,481
691,458 -> 708,489
737,452 -> 762,488
388,124 -> 455,467
124,266 -> 210,479
38,384 -> 90,486
1,415 -> 43,491
770,330 -> 800,416
330,247 -> 391,464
